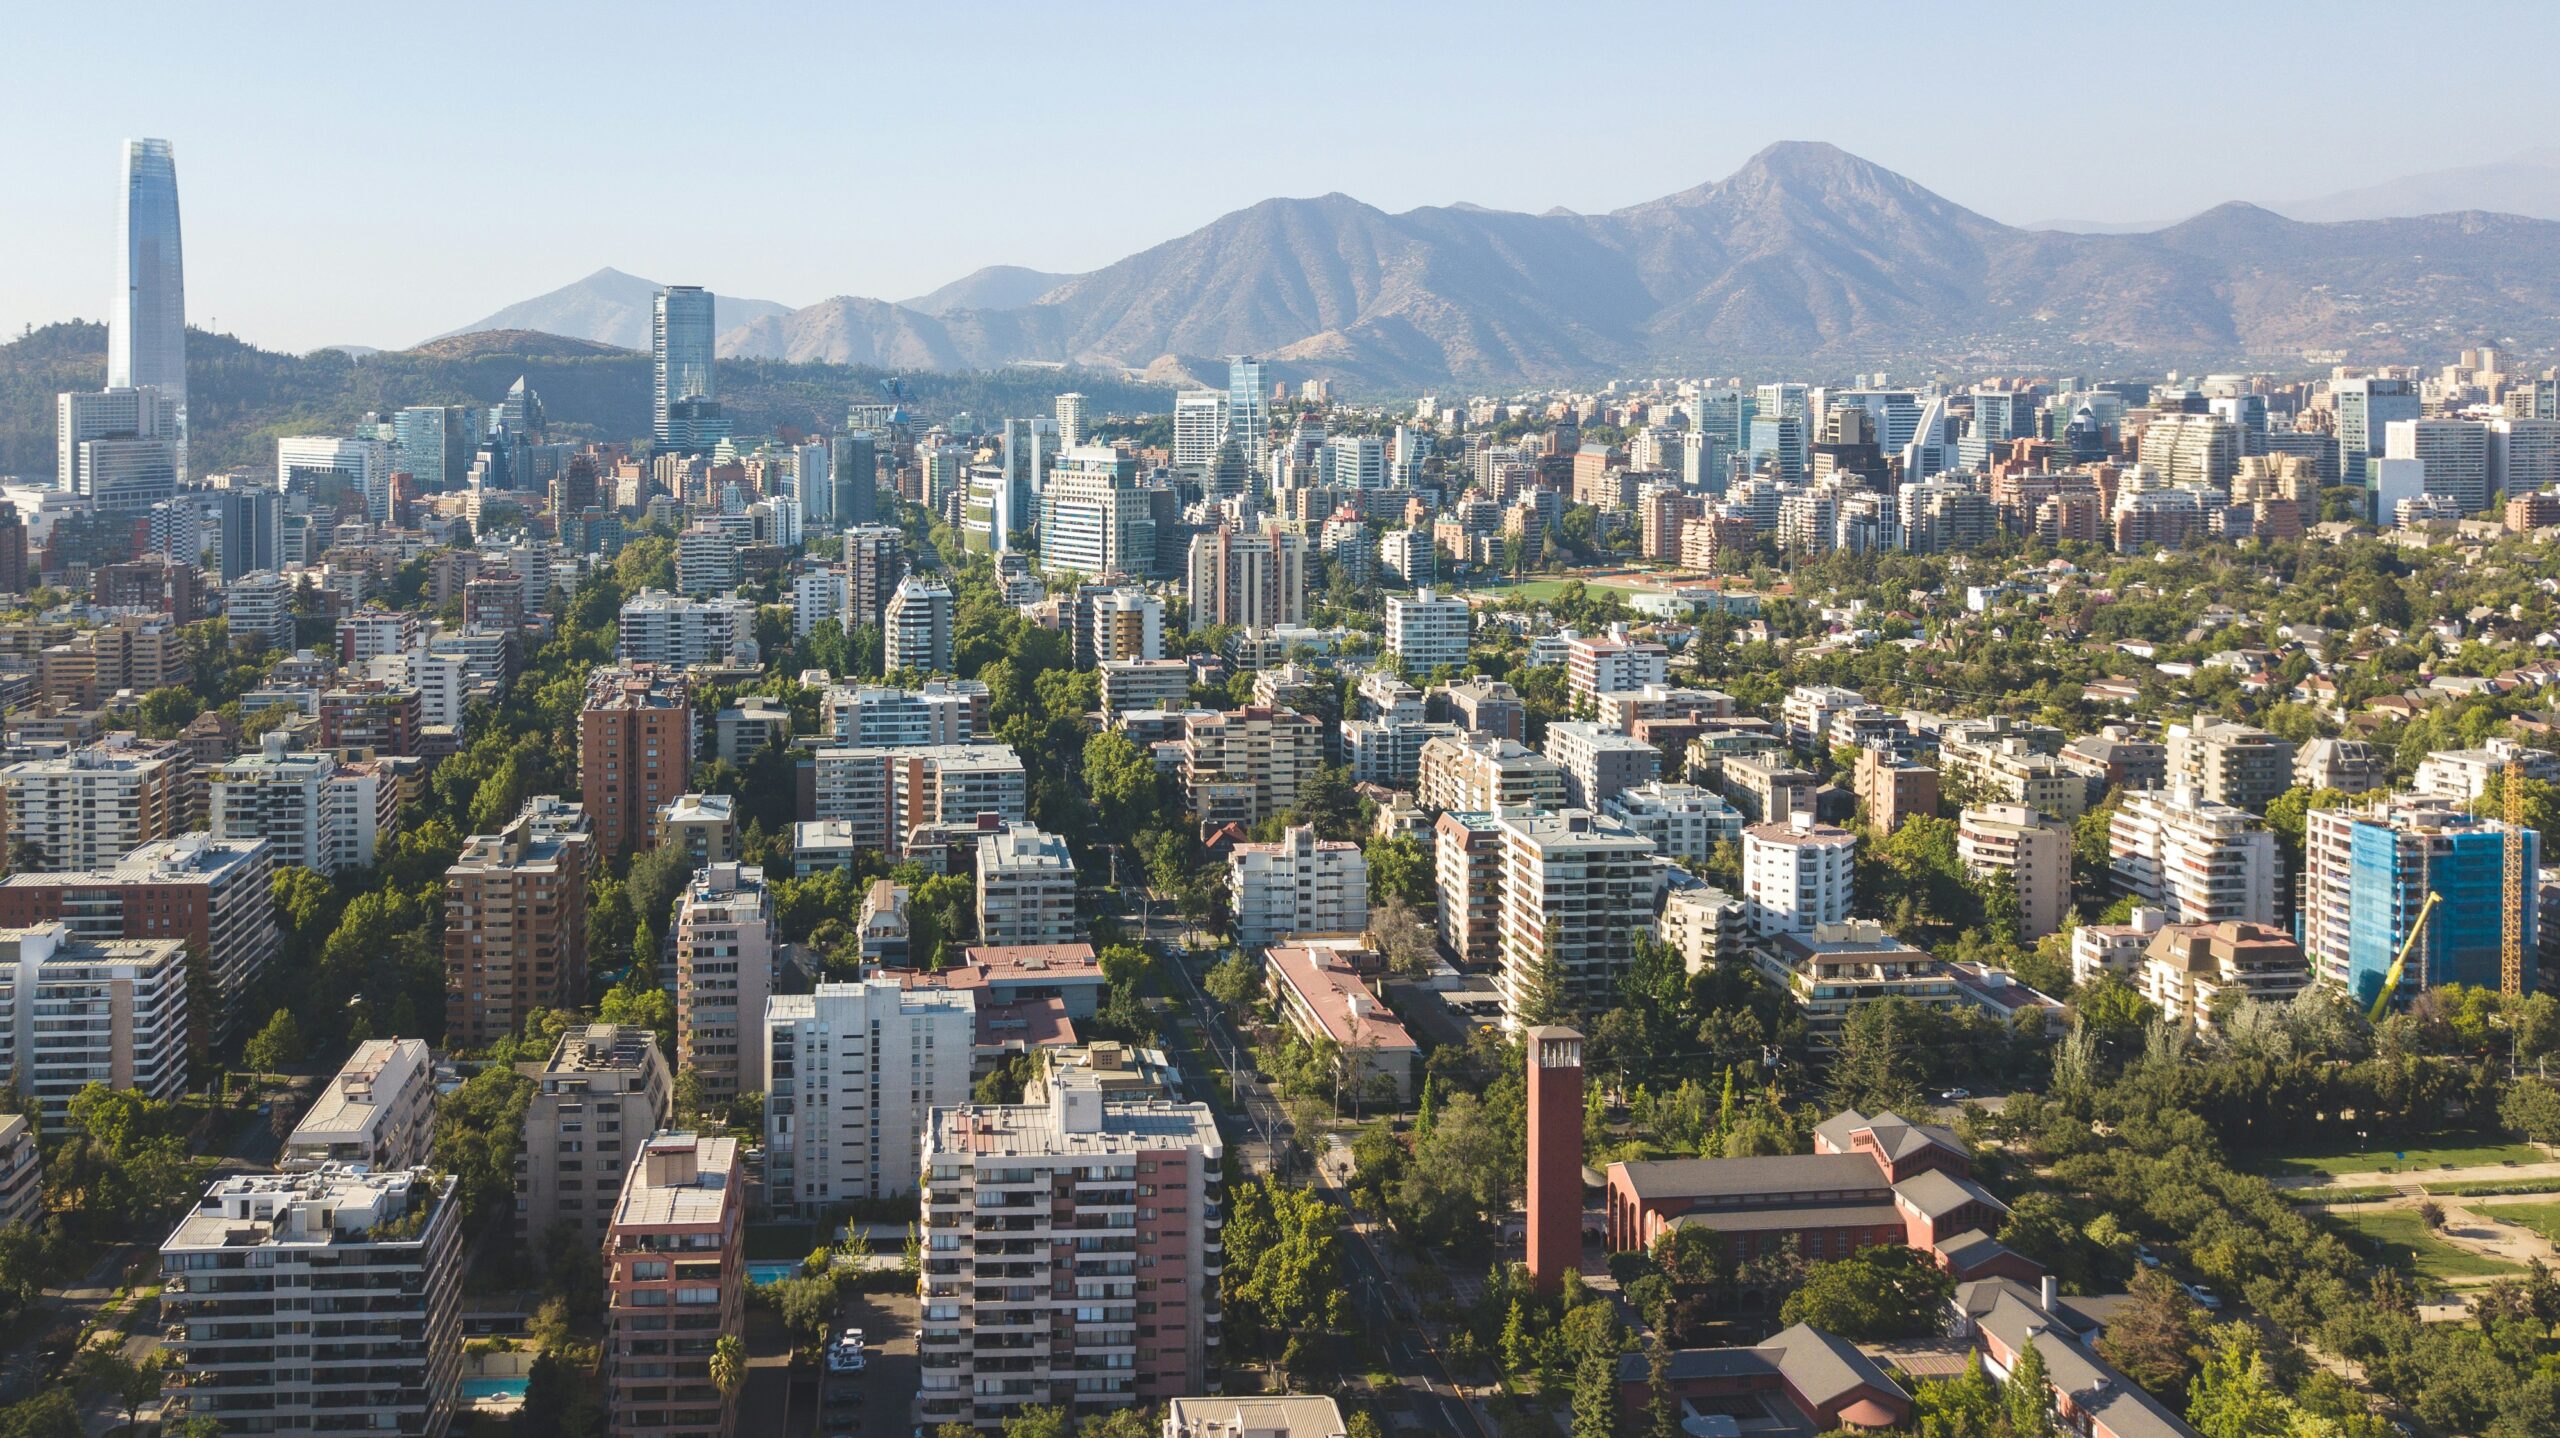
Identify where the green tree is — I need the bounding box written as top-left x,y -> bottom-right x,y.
1204,953 -> 1263,1013
1221,1176 -> 1346,1363
1003,1405 -> 1072,1438
1571,1338 -> 1620,1438
1825,997 -> 1930,1114
429,1063 -> 534,1227
2097,1269 -> 2203,1400
1778,1244 -> 1954,1339
2005,1340 -> 2056,1438
242,1007 -> 305,1074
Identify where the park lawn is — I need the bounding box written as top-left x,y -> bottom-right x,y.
2480,1201 -> 2560,1245
1466,574 -> 1679,603
2257,1139 -> 2549,1180
2325,1208 -> 2523,1281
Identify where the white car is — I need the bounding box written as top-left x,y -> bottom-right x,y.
839,1327 -> 866,1348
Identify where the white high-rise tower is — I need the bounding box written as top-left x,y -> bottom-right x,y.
111,139 -> 187,479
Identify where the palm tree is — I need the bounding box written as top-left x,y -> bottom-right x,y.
709,1333 -> 746,1402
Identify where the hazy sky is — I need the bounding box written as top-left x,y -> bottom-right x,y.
9,0 -> 2555,353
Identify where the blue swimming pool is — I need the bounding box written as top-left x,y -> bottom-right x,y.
746,1261 -> 800,1286
462,1377 -> 529,1401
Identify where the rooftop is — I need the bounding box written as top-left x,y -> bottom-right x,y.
609,1133 -> 739,1231
288,1038 -> 429,1149
1265,946 -> 1417,1053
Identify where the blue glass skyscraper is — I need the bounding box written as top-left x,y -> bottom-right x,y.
111,139 -> 187,478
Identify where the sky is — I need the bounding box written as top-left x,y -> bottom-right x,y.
8,0 -> 2558,354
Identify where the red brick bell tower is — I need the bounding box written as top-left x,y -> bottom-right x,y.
1525,1025 -> 1585,1294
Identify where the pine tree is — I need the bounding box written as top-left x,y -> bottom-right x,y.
1571,1340 -> 1619,1438
1645,1337 -> 1677,1438
2006,1340 -> 2056,1438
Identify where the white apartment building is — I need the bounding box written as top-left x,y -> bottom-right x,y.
1417,731 -> 1568,814
1543,721 -> 1664,811
0,734 -> 185,873
763,978 -> 975,1213
1492,809 -> 1655,1028
976,823 -> 1079,949
367,650 -> 469,730
823,681 -> 982,747
676,862 -> 776,1105
160,1166 -> 462,1438
1603,782 -> 1743,865
2107,785 -> 2280,926
208,732 -> 380,874
1341,717 -> 1460,788
885,573 -> 957,675
283,1037 -> 436,1172
0,924 -> 189,1127
1741,816 -> 1857,939
224,570 -> 296,650
1564,627 -> 1671,709
1656,882 -> 1749,973
616,589 -> 760,668
1385,588 -> 1471,673
812,744 -> 1029,857
1956,803 -> 2073,941
1229,824 -> 1370,949
791,564 -> 846,637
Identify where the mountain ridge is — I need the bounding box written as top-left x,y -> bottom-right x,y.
427,143 -> 2560,388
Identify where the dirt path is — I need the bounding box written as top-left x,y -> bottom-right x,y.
2271,1158 -> 2560,1191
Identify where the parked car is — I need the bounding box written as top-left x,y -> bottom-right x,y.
1939,1088 -> 1972,1101
2182,1282 -> 2222,1312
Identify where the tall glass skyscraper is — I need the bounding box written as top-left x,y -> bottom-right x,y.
653,286 -> 718,450
1226,356 -> 1268,471
111,139 -> 187,478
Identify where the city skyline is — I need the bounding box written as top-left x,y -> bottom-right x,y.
10,1 -> 2560,352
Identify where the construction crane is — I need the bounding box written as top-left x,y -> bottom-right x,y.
2369,889 -> 2444,1024
2506,755 -> 2529,998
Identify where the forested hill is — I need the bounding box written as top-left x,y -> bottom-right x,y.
0,322 -> 1170,481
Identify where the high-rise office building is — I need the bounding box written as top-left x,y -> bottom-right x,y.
279,435 -> 392,523
653,286 -> 720,451
393,404 -> 476,491
56,386 -> 173,494
1054,391 -> 1088,448
2334,376 -> 2420,487
841,524 -> 906,633
1227,356 -> 1270,469
2386,417 -> 2494,513
112,139 -> 187,479
834,431 -> 879,526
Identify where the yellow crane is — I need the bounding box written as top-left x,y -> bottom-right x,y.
2368,889 -> 2444,1024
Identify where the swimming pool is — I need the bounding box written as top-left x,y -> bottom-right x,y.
746,1261 -> 801,1286
462,1377 -> 529,1401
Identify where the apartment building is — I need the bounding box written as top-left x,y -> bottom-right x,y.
443,797 -> 593,1048
917,1074 -> 1225,1428
208,732 -> 381,874
1602,782 -> 1742,866
603,1135 -> 746,1438
655,792 -> 740,868
2128,922 -> 2310,1033
885,573 -> 957,675
1229,824 -> 1370,949
0,833 -> 276,1051
0,924 -> 188,1127
1433,811 -> 1503,967
283,1037 -> 435,1172
1385,588 -> 1472,673
1938,732 -> 2086,821
2106,786 -> 2280,926
1563,627 -> 1670,710
160,1166 -> 463,1438
2165,716 -> 2295,813
676,863 -> 776,1105
1657,881 -> 1749,974
1718,752 -> 1816,825
1429,677 -> 1527,742
1956,804 -> 2073,941
616,590 -> 760,669
0,1116 -> 38,1230
763,978 -> 975,1212
0,733 -> 184,871
1417,731 -> 1568,814
1853,749 -> 1940,832
1099,660 -> 1193,718
822,681 -> 985,747
516,1023 -> 672,1254
713,695 -> 791,767
1179,707 -> 1322,826
1544,721 -> 1663,812
2302,794 -> 2536,1006
1493,810 -> 1656,1028
582,666 -> 697,862
978,823 -> 1079,949
1742,817 -> 1858,939
1265,944 -> 1418,1103
318,680 -> 425,757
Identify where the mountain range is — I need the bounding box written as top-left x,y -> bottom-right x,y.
427,142 -> 2560,389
